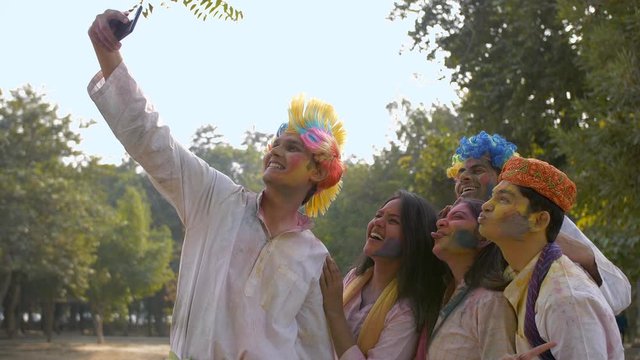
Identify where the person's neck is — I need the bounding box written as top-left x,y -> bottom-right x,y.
370,258 -> 401,294
260,188 -> 306,237
498,234 -> 548,272
444,253 -> 475,286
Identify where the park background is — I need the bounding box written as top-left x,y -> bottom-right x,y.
1,0 -> 639,358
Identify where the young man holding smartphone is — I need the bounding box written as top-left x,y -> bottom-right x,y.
87,9 -> 346,359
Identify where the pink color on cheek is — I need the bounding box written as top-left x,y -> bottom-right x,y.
289,154 -> 305,166
287,154 -> 310,175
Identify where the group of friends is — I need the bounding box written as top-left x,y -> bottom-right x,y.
87,9 -> 630,360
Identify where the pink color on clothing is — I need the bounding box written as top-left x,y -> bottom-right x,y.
339,269 -> 418,360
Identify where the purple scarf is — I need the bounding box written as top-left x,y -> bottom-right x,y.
524,242 -> 562,360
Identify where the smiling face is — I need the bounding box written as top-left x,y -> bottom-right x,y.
363,198 -> 404,259
262,133 -> 318,192
432,202 -> 482,261
478,181 -> 532,244
454,157 -> 499,201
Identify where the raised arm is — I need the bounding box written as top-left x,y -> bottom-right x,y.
87,9 -> 127,79
86,9 -> 240,226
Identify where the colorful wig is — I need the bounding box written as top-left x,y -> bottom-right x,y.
446,131 -> 518,179
274,94 -> 347,217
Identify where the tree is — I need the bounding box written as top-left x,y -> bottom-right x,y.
190,125 -> 268,192
553,0 -> 640,279
85,183 -> 173,343
387,100 -> 464,209
0,86 -> 98,339
390,0 -> 586,164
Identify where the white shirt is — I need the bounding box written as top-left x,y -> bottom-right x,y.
88,63 -> 333,360
427,285 -> 516,360
560,217 -> 631,314
504,254 -> 624,359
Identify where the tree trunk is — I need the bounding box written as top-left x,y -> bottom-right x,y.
68,302 -> 78,332
145,298 -> 153,337
0,254 -> 12,306
92,310 -> 105,344
5,273 -> 22,339
0,271 -> 11,315
42,298 -> 54,342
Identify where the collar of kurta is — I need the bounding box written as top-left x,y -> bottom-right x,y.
503,253 -> 540,311
256,191 -> 314,238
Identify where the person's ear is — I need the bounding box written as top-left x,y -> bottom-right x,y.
309,162 -> 328,184
529,211 -> 550,234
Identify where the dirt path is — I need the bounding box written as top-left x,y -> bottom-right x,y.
1,333 -> 639,359
0,333 -> 170,360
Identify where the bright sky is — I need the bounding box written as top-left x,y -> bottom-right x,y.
1,1 -> 458,164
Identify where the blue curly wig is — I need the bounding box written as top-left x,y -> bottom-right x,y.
446,131 -> 518,178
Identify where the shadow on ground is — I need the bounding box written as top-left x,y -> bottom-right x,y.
0,333 -> 169,360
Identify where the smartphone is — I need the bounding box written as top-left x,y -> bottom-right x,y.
109,6 -> 143,41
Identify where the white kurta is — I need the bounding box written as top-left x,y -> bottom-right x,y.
88,63 -> 333,360
560,217 -> 631,314
427,285 -> 516,360
504,254 -> 624,359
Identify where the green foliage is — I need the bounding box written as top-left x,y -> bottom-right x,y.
190,125 -> 269,192
554,0 -> 640,279
390,0 -> 586,163
86,183 -> 174,321
387,101 -> 463,209
0,86 -> 98,301
133,0 -> 243,22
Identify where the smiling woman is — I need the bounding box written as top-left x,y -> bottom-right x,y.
319,190 -> 447,360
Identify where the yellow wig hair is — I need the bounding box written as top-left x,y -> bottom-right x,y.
279,94 -> 347,217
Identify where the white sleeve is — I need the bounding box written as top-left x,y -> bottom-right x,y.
540,291 -> 624,359
88,63 -> 241,228
560,217 -> 631,314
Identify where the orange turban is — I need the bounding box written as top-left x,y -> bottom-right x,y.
499,157 -> 576,212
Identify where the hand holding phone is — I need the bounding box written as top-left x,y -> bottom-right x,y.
109,6 -> 143,41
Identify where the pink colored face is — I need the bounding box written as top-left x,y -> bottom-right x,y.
364,198 -> 403,259
454,157 -> 499,201
478,181 -> 532,244
263,134 -> 316,188
432,202 -> 481,261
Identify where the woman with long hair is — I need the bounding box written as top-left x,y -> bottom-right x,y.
320,190 -> 447,359
422,198 -> 516,359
